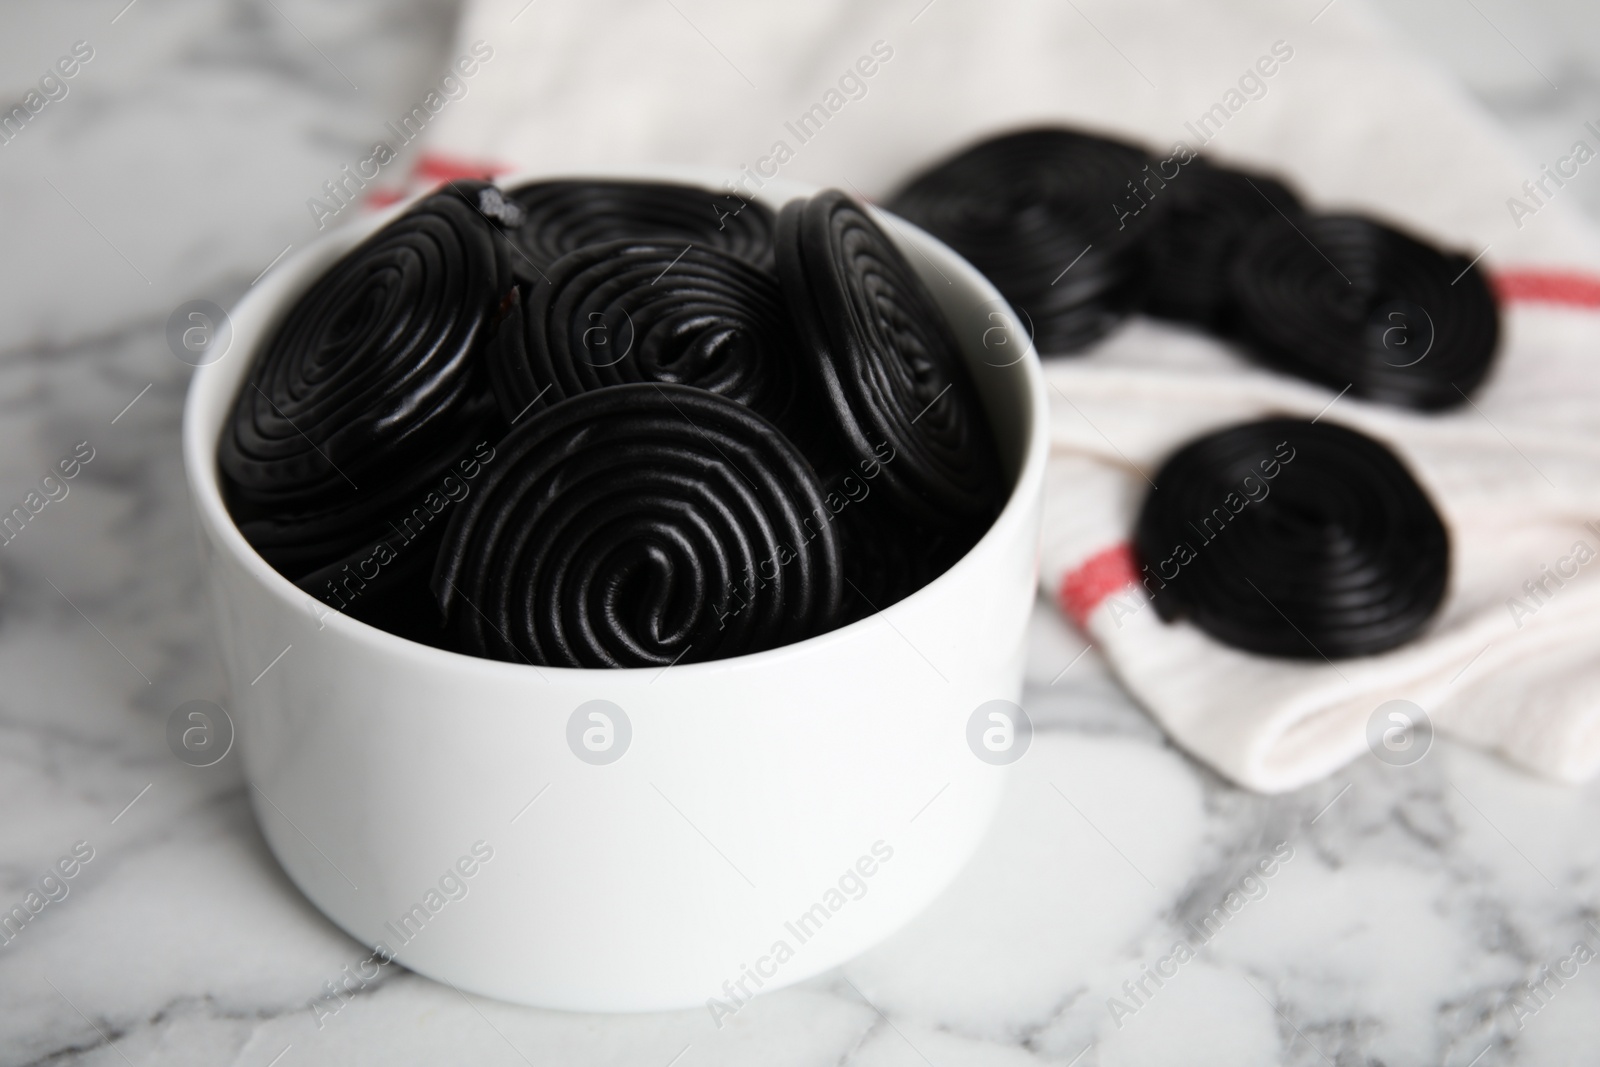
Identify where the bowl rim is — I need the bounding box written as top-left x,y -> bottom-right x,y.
181,164 -> 1051,682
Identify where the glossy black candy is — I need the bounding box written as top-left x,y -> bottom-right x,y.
505,179 -> 775,285
1141,160 -> 1303,331
286,438 -> 501,648
236,424 -> 493,581
1228,214 -> 1499,410
1134,418 -> 1449,659
219,181 -> 511,577
219,176 -> 1010,661
776,189 -> 1003,528
487,239 -> 809,441
432,384 -> 844,669
888,127 -> 1160,353
833,497 -> 966,622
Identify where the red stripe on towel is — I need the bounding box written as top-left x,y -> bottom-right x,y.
1057,542 -> 1139,628
1495,269 -> 1600,308
414,152 -> 510,184
360,154 -> 511,211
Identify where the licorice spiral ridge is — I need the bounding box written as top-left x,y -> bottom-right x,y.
887,127 -> 1160,353
506,179 -> 776,285
432,384 -> 844,668
487,240 -> 809,441
1228,214 -> 1499,410
236,420 -> 493,580
1133,418 -> 1449,659
219,182 -> 509,507
775,189 -> 1003,527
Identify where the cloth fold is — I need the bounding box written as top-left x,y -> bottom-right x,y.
383,0 -> 1600,790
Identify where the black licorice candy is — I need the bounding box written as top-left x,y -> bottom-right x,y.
833,499 -> 967,622
237,423 -> 494,581
1141,160 -> 1303,331
1227,214 -> 1499,410
216,180 -> 1002,663
219,181 -> 511,575
505,179 -> 775,285
432,384 -> 844,669
889,125 -> 1500,414
776,189 -> 1003,529
888,127 -> 1161,354
487,239 -> 811,443
882,124 -> 1473,660
1133,418 -> 1449,659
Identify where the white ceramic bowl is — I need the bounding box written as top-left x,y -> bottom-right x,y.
183,166 -> 1047,1013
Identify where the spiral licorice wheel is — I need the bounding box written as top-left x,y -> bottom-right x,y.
278,434 -> 500,647
888,127 -> 1160,353
1134,418 -> 1449,659
433,384 -> 843,668
776,189 -> 1002,527
1142,161 -> 1302,331
489,240 -> 809,441
506,179 -> 775,284
236,422 -> 490,580
219,181 -> 512,576
1229,214 -> 1499,409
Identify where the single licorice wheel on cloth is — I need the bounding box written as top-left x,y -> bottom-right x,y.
218,181 -> 512,576
432,384 -> 844,669
487,239 -> 813,445
1228,213 -> 1499,410
775,189 -> 1003,529
887,127 -> 1161,353
1141,159 -> 1303,331
1133,418 -> 1450,659
504,179 -> 776,285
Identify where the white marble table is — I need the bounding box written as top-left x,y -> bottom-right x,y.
4,1 -> 1600,1064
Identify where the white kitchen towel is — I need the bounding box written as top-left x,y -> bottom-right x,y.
376,0 -> 1600,791
1041,320 -> 1600,791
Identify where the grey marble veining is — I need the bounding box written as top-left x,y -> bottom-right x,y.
4,1 -> 1600,1064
